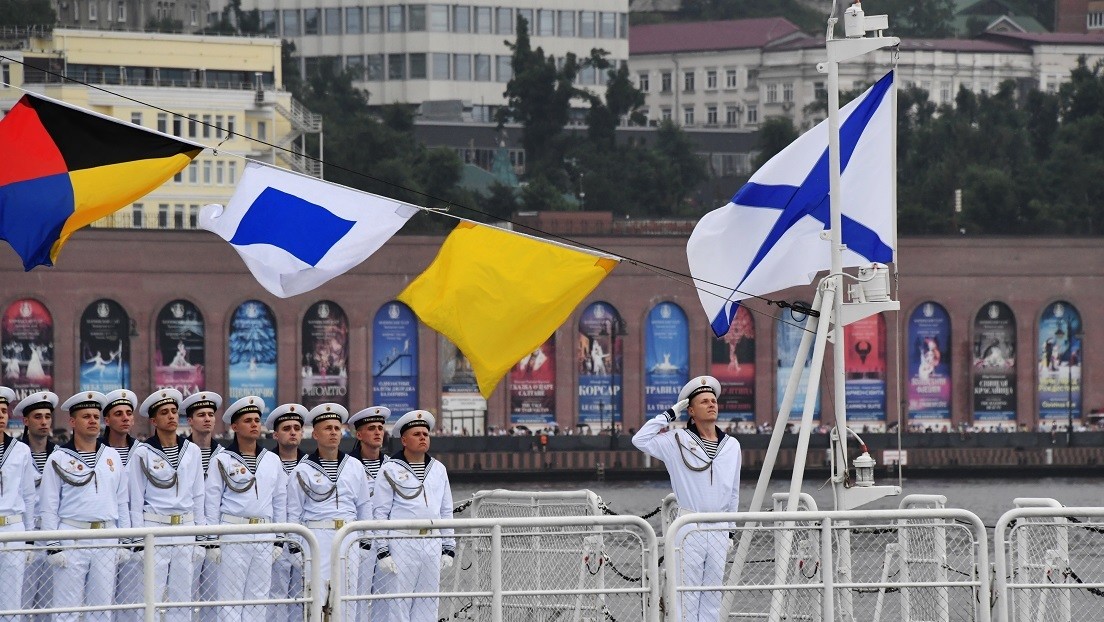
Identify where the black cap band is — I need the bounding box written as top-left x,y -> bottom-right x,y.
148,397 -> 177,413
273,413 -> 304,428
312,412 -> 342,425
69,400 -> 101,412
400,419 -> 430,435
229,404 -> 263,424
185,399 -> 217,415
686,385 -> 717,401
354,415 -> 386,429
103,398 -> 133,412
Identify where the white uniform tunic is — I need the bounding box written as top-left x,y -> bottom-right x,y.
104,435 -> 141,622
205,442 -> 287,622
127,436 -> 205,622
372,452 -> 455,622
193,441 -> 223,622
20,436 -> 56,622
348,445 -> 388,620
39,441 -> 130,622
0,433 -> 38,621
285,452 -> 371,585
633,416 -> 742,622
270,451 -> 305,622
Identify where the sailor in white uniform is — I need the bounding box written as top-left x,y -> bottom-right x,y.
205,396 -> 287,622
180,391 -> 224,622
372,410 -> 456,622
99,389 -> 141,622
285,403 -> 372,607
16,391 -> 58,622
346,406 -> 390,619
632,376 -> 741,622
129,389 -> 206,622
39,391 -> 130,622
266,404 -> 307,622
0,386 -> 37,622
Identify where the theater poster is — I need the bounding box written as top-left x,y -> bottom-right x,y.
509,336 -> 556,427
227,300 -> 278,413
711,305 -> 755,426
440,337 -> 486,435
973,302 -> 1016,428
776,302 -> 820,423
577,302 -> 624,428
300,301 -> 349,410
1038,301 -> 1081,424
907,302 -> 951,429
844,313 -> 887,429
79,299 -> 130,394
644,303 -> 689,420
2,298 -> 53,429
372,301 -> 419,423
154,300 -> 205,398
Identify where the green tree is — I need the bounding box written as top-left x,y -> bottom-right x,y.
877,0 -> 955,38
0,0 -> 55,26
585,55 -> 647,150
752,117 -> 798,169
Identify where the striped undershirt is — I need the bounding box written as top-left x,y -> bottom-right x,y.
281,459 -> 298,474
31,451 -> 48,474
115,445 -> 131,467
200,446 -> 214,472
77,450 -> 98,466
160,444 -> 181,469
319,459 -> 338,482
362,458 -> 382,480
408,461 -> 426,481
700,438 -> 719,460
240,454 -> 257,473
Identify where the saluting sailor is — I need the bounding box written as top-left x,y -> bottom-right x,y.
346,406 -> 390,619
16,391 -> 58,622
632,375 -> 742,622
0,386 -> 38,622
39,391 -> 130,622
266,404 -> 308,622
129,389 -> 206,622
372,410 -> 456,622
179,390 -> 224,622
205,396 -> 287,622
285,403 -> 372,599
99,389 -> 141,622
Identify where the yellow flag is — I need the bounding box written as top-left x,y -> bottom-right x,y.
399,221 -> 618,397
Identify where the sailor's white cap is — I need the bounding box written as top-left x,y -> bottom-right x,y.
139,389 -> 184,418
349,406 -> 389,429
62,391 -> 106,413
223,396 -> 265,425
102,389 -> 138,413
392,409 -> 435,437
307,403 -> 348,426
14,391 -> 58,418
181,391 -> 222,416
677,376 -> 721,404
265,403 -> 305,430
0,386 -> 15,405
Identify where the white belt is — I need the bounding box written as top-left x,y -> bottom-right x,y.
61,518 -> 114,529
221,514 -> 270,525
143,512 -> 194,525
0,514 -> 23,527
305,519 -> 348,530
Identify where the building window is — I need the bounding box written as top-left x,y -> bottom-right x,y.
132,204 -> 143,228
706,105 -> 717,125
215,115 -> 224,138
189,205 -> 199,228
89,1 -> 97,20
388,54 -> 406,80
517,8 -> 533,29
188,161 -> 198,183
940,81 -> 951,102
346,55 -> 364,79
660,108 -> 671,122
580,11 -> 595,37
409,53 -> 427,79
495,7 -> 512,34
725,69 -> 738,89
173,205 -> 184,229
558,10 -> 575,36
537,9 -> 554,35
454,54 -> 471,80
367,55 -> 384,80
453,6 -> 469,32
783,82 -> 794,102
725,105 -> 739,126
172,116 -> 182,136
1089,12 -> 1104,29
282,10 -> 300,36
387,5 -> 404,31
157,113 -> 168,133
106,1 -> 112,21
766,83 -> 778,103
638,73 -> 649,92
256,121 -> 266,141
683,71 -> 694,92
131,111 -> 142,125
747,104 -> 758,124
474,7 -> 491,33
599,12 -> 616,38
186,115 -> 196,137
117,1 -> 125,21
579,65 -> 596,85
706,70 -> 717,90
814,81 -> 826,100
303,8 -> 319,34
158,204 -> 169,228
202,160 -> 211,184
408,4 -> 426,30
345,7 -> 361,33
324,8 -> 340,34
429,5 -> 448,31
367,6 -> 382,32
683,106 -> 694,125
432,53 -> 450,79
474,54 -> 491,81
747,70 -> 758,88
216,162 -> 224,185
661,72 -> 672,92
228,161 -> 237,185
190,7 -> 197,25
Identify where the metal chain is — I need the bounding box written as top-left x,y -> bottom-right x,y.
601,553 -> 641,583
598,500 -> 661,520
452,498 -> 473,514
436,600 -> 474,621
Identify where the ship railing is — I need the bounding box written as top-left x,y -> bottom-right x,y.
329,515 -> 660,622
0,523 -> 322,622
993,506 -> 1104,622
667,508 -> 990,622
